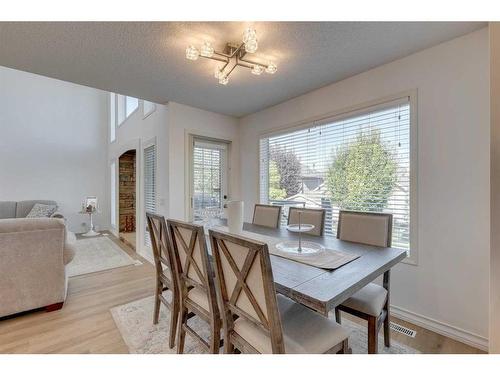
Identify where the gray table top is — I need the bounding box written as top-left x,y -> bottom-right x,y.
211,220 -> 407,315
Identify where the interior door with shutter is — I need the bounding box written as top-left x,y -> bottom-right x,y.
190,137 -> 229,221
144,143 -> 156,246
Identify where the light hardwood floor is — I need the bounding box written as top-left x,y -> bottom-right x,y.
0,233 -> 485,354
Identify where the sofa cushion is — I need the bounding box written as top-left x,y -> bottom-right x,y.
0,201 -> 17,219
26,203 -> 57,218
64,231 -> 76,265
16,200 -> 57,218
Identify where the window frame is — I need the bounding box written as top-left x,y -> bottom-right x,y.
109,93 -> 116,143
110,160 -> 117,229
257,91 -> 418,265
117,94 -> 139,127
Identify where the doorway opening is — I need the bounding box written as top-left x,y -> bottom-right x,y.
118,149 -> 136,250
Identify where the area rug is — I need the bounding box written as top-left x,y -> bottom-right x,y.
110,295 -> 419,354
67,236 -> 142,277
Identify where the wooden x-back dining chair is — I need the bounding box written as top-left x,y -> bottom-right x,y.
335,210 -> 393,354
209,229 -> 350,354
252,204 -> 282,228
146,212 -> 179,349
167,219 -> 221,354
287,207 -> 326,236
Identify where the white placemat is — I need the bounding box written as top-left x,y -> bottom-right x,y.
207,226 -> 359,270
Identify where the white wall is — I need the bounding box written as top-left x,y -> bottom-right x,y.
109,99 -> 169,261
167,102 -> 240,220
109,100 -> 239,260
490,22 -> 500,353
0,66 -> 109,233
239,28 -> 490,349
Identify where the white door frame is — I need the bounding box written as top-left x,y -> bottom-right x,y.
186,133 -> 232,221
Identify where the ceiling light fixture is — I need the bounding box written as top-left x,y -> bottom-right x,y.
185,28 -> 277,85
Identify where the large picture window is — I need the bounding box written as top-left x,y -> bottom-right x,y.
259,97 -> 412,253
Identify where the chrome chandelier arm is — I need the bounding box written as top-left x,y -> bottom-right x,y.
238,57 -> 269,69
200,55 -> 229,63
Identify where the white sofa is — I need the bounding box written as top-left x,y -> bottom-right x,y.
0,217 -> 76,318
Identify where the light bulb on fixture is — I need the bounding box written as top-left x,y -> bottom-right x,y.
251,65 -> 264,75
265,62 -> 277,74
214,67 -> 224,79
244,39 -> 258,53
185,45 -> 199,60
243,28 -> 257,44
219,75 -> 229,85
200,41 -> 214,58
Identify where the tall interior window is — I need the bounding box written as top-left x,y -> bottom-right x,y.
144,144 -> 156,246
143,100 -> 156,118
117,95 -> 139,125
126,96 -> 139,117
109,93 -> 116,142
259,98 -> 412,253
110,161 -> 117,228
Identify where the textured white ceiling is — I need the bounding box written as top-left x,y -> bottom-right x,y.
0,22 -> 485,117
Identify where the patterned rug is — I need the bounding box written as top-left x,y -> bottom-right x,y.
67,236 -> 141,277
110,295 -> 419,354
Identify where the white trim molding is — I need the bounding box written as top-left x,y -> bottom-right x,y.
391,304 -> 488,351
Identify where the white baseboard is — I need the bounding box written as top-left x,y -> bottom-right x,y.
391,305 -> 488,352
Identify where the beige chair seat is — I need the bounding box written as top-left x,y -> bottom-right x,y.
341,283 -> 387,316
234,295 -> 349,354
188,287 -> 210,312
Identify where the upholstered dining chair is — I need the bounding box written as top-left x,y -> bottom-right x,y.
252,204 -> 282,228
209,229 -> 350,354
335,210 -> 393,354
146,212 -> 180,349
287,207 -> 326,236
167,219 -> 221,354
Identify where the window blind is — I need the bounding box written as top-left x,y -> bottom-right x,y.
259,99 -> 411,251
144,144 -> 156,246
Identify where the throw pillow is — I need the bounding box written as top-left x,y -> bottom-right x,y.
26,203 -> 58,218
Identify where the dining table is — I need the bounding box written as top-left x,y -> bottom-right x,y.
209,219 -> 407,316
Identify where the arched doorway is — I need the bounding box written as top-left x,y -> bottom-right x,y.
118,149 -> 136,250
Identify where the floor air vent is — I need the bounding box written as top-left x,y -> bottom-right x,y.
389,322 -> 416,338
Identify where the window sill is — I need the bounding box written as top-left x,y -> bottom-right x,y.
400,252 -> 418,266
